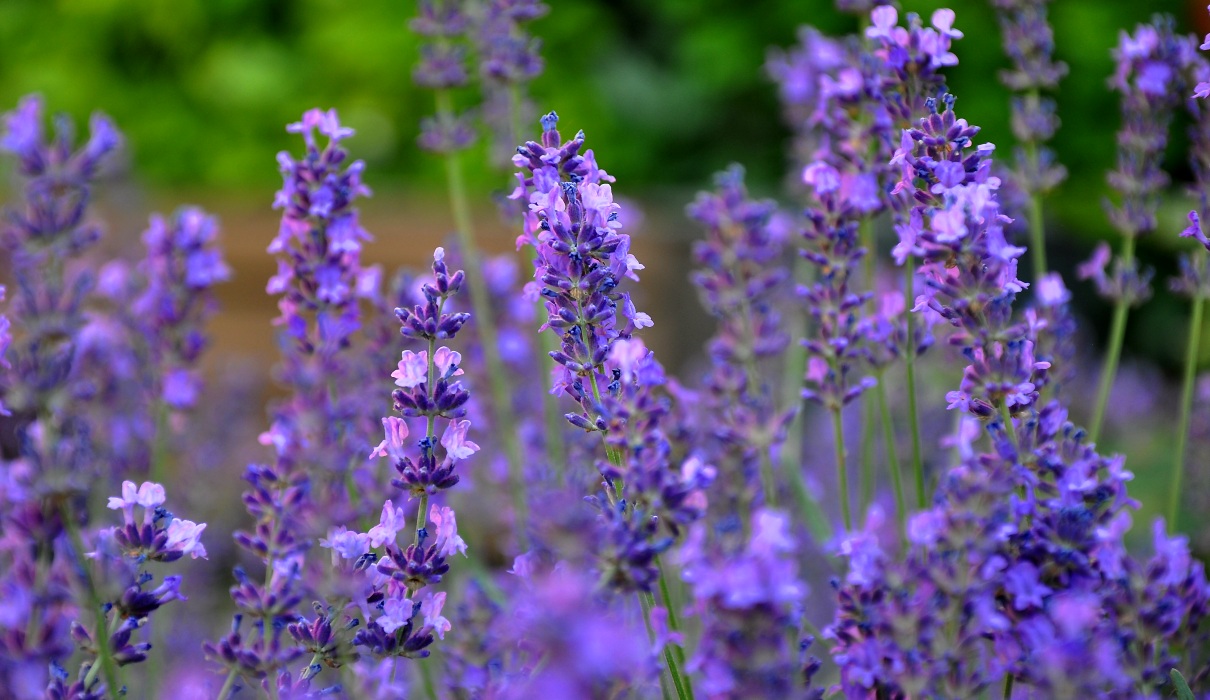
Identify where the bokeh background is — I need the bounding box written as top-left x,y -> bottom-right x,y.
3,0 -> 1210,659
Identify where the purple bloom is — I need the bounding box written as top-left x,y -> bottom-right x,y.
368,501 -> 408,548
429,505 -> 468,558
440,419 -> 480,460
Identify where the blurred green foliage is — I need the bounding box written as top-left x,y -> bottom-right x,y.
0,0 -> 1189,195
0,0 -> 1203,368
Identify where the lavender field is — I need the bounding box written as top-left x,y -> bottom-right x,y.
3,1 -> 1210,698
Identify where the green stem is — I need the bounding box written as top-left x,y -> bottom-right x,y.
150,402 -> 170,486
1089,236 -> 1136,445
655,556 -> 689,676
434,88 -> 529,547
998,401 -> 1018,452
1003,673 -> 1015,700
419,657 -> 439,700
1170,288 -> 1205,529
831,407 -> 852,532
778,258 -> 832,543
858,219 -> 877,515
642,591 -> 690,700
903,259 -> 925,508
638,592 -> 675,700
218,669 -> 239,700
860,392 -> 876,515
61,502 -> 120,697
876,375 -> 907,545
1024,139 -> 1047,278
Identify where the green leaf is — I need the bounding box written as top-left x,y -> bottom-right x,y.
1172,669 -> 1196,700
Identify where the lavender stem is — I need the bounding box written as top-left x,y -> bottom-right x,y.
62,501 -> 120,695
831,406 -> 852,532
1089,235 -> 1136,444
434,88 -> 530,546
1169,273 -> 1204,529
218,669 -> 239,699
876,375 -> 906,545
903,258 -> 925,507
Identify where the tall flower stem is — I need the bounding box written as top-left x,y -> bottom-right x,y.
778,259 -> 832,543
638,591 -> 676,700
589,381 -> 692,698
903,258 -> 925,507
218,669 -> 239,699
876,375 -> 906,545
859,220 -> 878,514
655,554 -> 689,674
641,591 -> 690,700
434,89 -> 529,546
61,501 -> 120,696
1170,280 -> 1205,529
831,406 -> 852,532
1089,235 -> 1136,444
1025,139 -> 1048,278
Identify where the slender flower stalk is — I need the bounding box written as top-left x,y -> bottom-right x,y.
1171,41 -> 1210,530
686,165 -> 792,521
990,0 -> 1068,278
1170,212 -> 1210,530
511,113 -> 703,698
0,95 -> 124,694
413,0 -> 531,545
1084,18 -> 1193,443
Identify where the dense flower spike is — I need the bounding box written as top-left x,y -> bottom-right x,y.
991,0 -> 1068,275
510,112 -> 641,432
208,107 -> 379,695
318,248 -> 473,684
0,95 -> 128,695
680,509 -> 822,698
134,206 -> 231,411
687,165 -> 791,516
6,6 -> 1210,699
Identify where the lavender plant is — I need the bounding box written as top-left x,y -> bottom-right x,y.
8,2 -> 1210,699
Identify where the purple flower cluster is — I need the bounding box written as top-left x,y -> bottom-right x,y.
686,165 -> 791,516
134,207 -> 231,411
318,248 -> 472,676
10,3 -> 1210,699
206,108 -> 378,697
991,0 -> 1068,201
412,0 -> 547,156
680,509 -> 822,699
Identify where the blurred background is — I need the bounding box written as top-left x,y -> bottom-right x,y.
3,0 -> 1210,637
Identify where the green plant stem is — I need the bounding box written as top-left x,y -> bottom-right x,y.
998,402 -> 1018,452
903,259 -> 925,508
590,383 -> 691,698
655,555 -> 689,676
830,407 -> 852,532
778,258 -> 832,543
858,219 -> 877,515
642,591 -> 690,700
1170,287 -> 1205,529
61,502 -> 120,697
218,669 -> 239,700
418,657 -> 439,700
876,376 -> 906,545
1003,674 -> 1015,700
638,592 -> 675,700
1089,236 -> 1136,445
434,89 -> 529,547
1024,140 -> 1047,278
